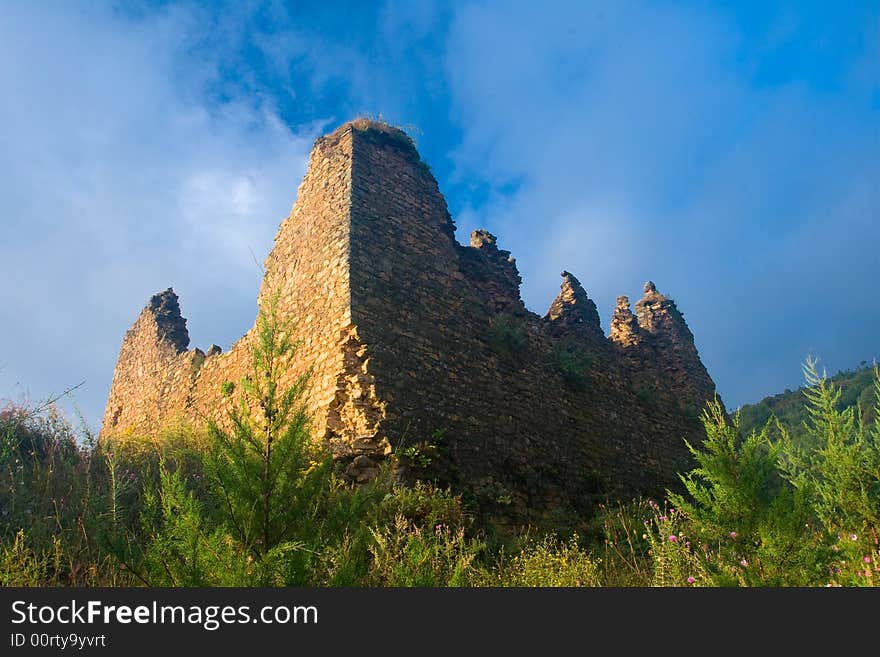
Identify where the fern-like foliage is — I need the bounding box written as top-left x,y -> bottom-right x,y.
780,358 -> 880,547
668,398 -> 818,585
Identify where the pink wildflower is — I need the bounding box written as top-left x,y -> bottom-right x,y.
686,577 -> 695,584
668,535 -> 677,542
729,531 -> 737,539
864,556 -> 871,564
740,559 -> 748,567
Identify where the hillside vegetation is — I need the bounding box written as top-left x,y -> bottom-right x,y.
739,362 -> 878,439
2,305 -> 878,587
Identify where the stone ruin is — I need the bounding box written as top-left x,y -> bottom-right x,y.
102,119 -> 718,523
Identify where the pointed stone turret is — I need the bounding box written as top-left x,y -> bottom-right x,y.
102,287 -> 200,434
635,281 -> 674,333
633,281 -> 717,408
634,280 -> 694,344
545,271 -> 602,338
146,288 -> 190,352
609,295 -> 641,348
460,229 -> 524,314
470,228 -> 497,249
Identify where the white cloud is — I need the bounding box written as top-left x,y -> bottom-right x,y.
0,3 -> 319,428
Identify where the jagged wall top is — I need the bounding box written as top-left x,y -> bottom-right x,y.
545,271 -> 603,339
146,288 -> 189,353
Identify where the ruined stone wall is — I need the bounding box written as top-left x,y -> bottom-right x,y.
103,119 -> 719,524
459,230 -> 524,315
340,123 -> 716,520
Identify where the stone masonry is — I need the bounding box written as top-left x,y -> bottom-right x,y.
103,119 -> 720,523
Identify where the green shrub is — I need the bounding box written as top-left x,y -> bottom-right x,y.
659,362 -> 880,587
0,403 -> 124,585
591,500 -> 654,586
311,470 -> 474,586
0,530 -> 62,586
552,344 -> 594,391
777,360 -> 880,586
480,534 -> 599,587
365,515 -> 480,586
636,386 -> 657,405
489,314 -> 528,360
134,292 -> 334,585
135,463 -> 250,586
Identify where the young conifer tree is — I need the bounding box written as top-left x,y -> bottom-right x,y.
667,399 -> 817,585
138,461 -> 247,586
204,291 -> 330,582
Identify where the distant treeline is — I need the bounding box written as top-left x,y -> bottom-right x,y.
739,361 -> 878,438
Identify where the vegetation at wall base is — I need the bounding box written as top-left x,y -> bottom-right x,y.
2,339 -> 878,585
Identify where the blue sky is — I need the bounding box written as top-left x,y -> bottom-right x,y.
1,0 -> 878,430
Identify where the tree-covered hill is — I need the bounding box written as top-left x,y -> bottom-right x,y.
738,362 -> 877,439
